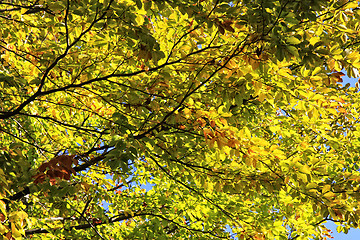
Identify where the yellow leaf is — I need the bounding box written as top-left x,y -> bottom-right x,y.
300,164 -> 311,174
287,36 -> 301,45
310,76 -> 323,81
298,173 -> 308,183
11,223 -> 21,238
17,211 -> 27,221
253,81 -> 262,95
75,137 -> 83,144
258,93 -> 266,102
353,61 -> 360,69
311,94 -> 323,101
327,58 -> 336,70
20,8 -> 27,15
306,182 -> 317,189
0,224 -> 6,234
312,108 -> 319,119
227,59 -> 237,68
322,184 -> 331,194
312,67 -> 322,75
278,68 -> 294,79
326,108 -> 338,115
0,201 -> 6,216
333,55 -> 342,60
323,191 -> 336,199
345,2 -> 358,9
243,127 -> 251,138
244,156 -> 253,166
183,108 -> 191,118
135,15 -> 144,25
309,37 -> 321,45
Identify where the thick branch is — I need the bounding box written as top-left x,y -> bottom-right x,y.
25,212 -> 142,235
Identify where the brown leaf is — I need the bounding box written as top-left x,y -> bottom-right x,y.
33,173 -> 46,184
218,25 -> 225,35
38,162 -> 49,173
49,178 -> 57,186
0,213 -> 5,222
223,24 -> 235,33
330,72 -> 345,82
222,20 -> 233,26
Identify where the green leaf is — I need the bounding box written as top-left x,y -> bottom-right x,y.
286,45 -> 299,57
287,36 -> 301,45
135,0 -> 142,9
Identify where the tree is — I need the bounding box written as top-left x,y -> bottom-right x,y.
1,0 -> 360,239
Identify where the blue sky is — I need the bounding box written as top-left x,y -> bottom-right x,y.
327,221 -> 360,240
325,74 -> 360,239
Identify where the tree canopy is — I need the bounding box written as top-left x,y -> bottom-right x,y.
1,0 -> 360,239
